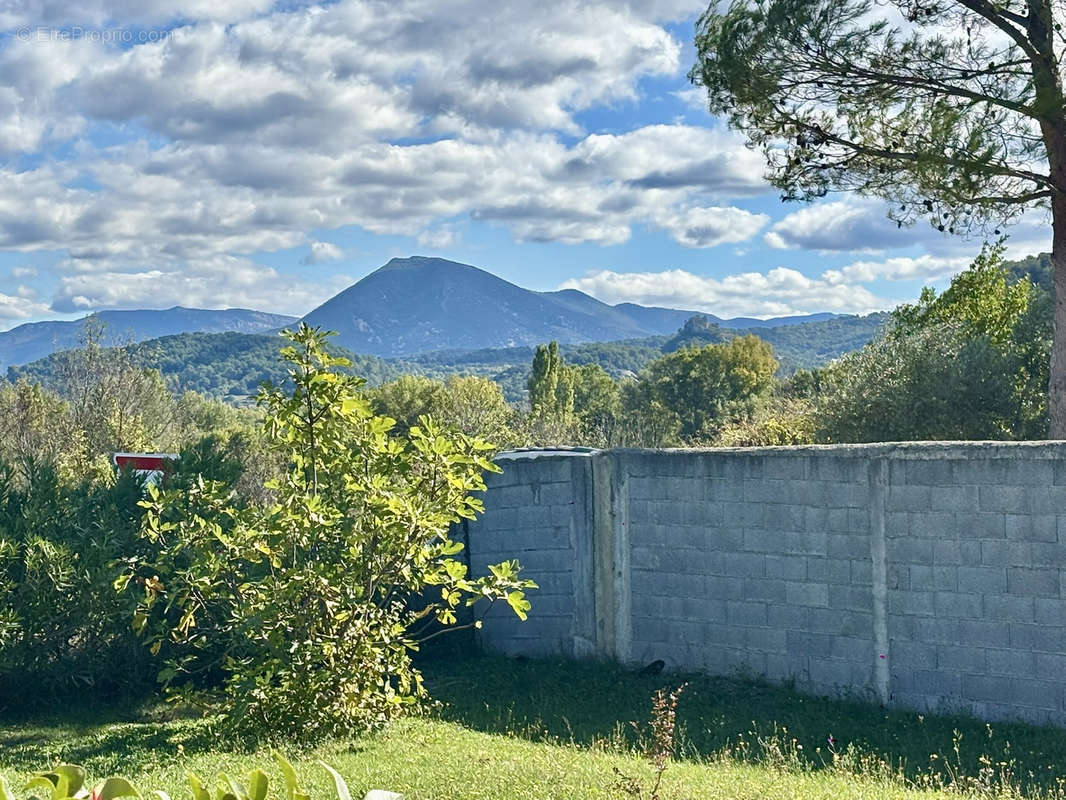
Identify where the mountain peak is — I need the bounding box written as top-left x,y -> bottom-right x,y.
376,255 -> 479,273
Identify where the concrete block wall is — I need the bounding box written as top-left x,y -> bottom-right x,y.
464,443 -> 1066,727
464,451 -> 595,657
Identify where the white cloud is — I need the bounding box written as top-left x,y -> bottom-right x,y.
822,255 -> 970,285
301,241 -> 344,264
11,265 -> 38,277
50,256 -> 351,315
0,290 -> 49,323
765,200 -> 909,253
560,267 -> 890,318
416,225 -> 460,249
653,206 -> 769,249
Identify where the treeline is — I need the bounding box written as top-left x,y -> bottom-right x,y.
363,243 -> 1048,448
6,310 -> 887,406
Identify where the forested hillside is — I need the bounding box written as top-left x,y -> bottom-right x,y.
7,312 -> 890,403
8,331 -> 409,400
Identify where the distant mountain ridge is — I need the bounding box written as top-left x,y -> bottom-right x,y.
0,307 -> 297,371
300,256 -> 841,357
0,256 -> 850,369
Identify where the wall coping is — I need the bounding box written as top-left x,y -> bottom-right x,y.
501,441 -> 1066,461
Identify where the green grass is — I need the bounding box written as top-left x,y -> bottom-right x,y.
2,653 -> 1065,800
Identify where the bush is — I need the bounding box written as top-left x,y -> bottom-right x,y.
121,325 -> 535,741
0,464 -> 155,704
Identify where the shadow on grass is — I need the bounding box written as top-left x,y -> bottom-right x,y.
0,704 -> 220,774
423,652 -> 1066,793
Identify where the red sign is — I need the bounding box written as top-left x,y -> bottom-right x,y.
113,453 -> 179,474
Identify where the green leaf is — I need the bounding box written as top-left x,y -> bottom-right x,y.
1,776 -> 14,800
187,774 -> 209,800
272,754 -> 299,800
53,767 -> 87,797
245,771 -> 268,800
318,763 -> 351,800
91,778 -> 141,800
24,777 -> 58,798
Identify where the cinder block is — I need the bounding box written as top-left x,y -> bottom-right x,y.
808,657 -> 854,687
830,636 -> 871,662
909,511 -> 958,539
817,608 -> 872,638
958,566 -> 1006,594
1007,567 -> 1060,597
828,584 -> 873,612
986,648 -> 1036,677
706,527 -> 745,551
958,513 -> 1007,540
787,581 -> 829,608
914,668 -> 963,697
913,617 -> 961,644
826,508 -> 851,532
851,559 -> 873,585
936,644 -> 986,672
828,533 -> 869,560
763,456 -> 806,480
933,540 -> 963,565
743,528 -> 782,553
933,591 -> 981,619
1029,486 -> 1066,515
786,629 -> 831,654
957,619 -> 1010,647
742,577 -> 787,603
983,594 -> 1034,623
807,456 -> 864,483
1034,598 -> 1066,626
726,599 -> 767,626
764,504 -> 807,531
1030,540 -> 1066,565
768,603 -> 809,629
887,484 -> 932,512
806,557 -> 851,584
745,626 -> 787,653
723,551 -> 765,578
893,640 -> 936,669
1008,514 -> 1058,542
765,554 -> 807,580
961,673 -> 1013,703
705,576 -> 744,600
889,590 -> 935,617
743,479 -> 787,505
932,485 -> 979,512
1007,678 -> 1064,711
889,536 -> 934,565
722,502 -> 764,529
1010,623 -> 1064,652
783,530 -> 828,557
1034,652 -> 1066,677
979,485 -> 1030,514
905,459 -> 955,486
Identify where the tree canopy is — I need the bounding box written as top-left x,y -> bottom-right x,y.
692,0 -> 1066,433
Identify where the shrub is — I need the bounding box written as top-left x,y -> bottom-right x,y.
0,464 -> 155,704
121,325 -> 535,741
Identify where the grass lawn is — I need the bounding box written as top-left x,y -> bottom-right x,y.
3,653 -> 1065,800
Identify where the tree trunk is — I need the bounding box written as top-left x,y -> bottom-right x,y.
1050,199 -> 1066,438
1029,0 -> 1066,438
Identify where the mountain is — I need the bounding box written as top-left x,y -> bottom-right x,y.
301,256 -> 841,357
0,307 -> 297,371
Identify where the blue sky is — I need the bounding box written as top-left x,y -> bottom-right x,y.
0,0 -> 1052,330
